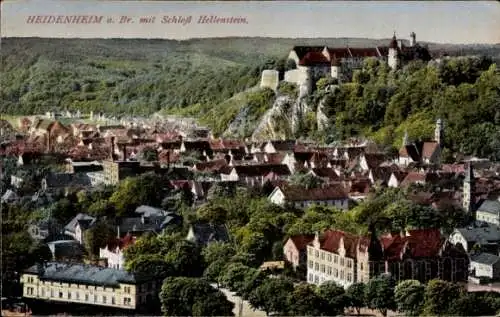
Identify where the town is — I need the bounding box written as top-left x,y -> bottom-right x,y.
2,29 -> 500,317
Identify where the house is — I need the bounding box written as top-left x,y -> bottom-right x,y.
359,153 -> 387,171
268,184 -> 349,210
134,205 -> 166,217
368,165 -> 399,185
470,253 -> 500,280
21,262 -> 159,314
117,212 -> 182,237
28,218 -> 63,241
475,199 -> 500,227
186,222 -> 230,246
222,164 -> 291,187
308,168 -> 341,183
283,234 -> 315,269
448,224 -> 500,254
306,229 -> 469,288
64,213 -> 96,244
41,172 -> 91,192
398,119 -> 444,166
388,171 -> 409,188
99,234 -> 136,270
263,140 -> 296,154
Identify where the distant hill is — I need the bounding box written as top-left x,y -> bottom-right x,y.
1,37 -> 499,117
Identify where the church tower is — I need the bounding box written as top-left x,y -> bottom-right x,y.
434,118 -> 444,147
388,33 -> 399,70
463,162 -> 475,213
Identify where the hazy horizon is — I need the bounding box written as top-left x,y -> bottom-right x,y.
2,1 -> 499,45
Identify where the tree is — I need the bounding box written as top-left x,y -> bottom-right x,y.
164,239 -> 205,277
196,204 -> 228,224
316,281 -> 348,316
191,291 -> 234,316
288,171 -> 324,189
219,262 -> 250,293
346,282 -> 366,315
203,259 -> 227,288
202,241 -> 236,264
160,277 -> 234,316
287,283 -> 324,316
423,279 -> 464,316
83,220 -> 116,258
364,275 -> 396,317
248,277 -> 294,316
239,268 -> 267,300
394,279 -> 425,316
126,254 -> 173,280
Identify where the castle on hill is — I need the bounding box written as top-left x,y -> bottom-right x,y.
260,32 -> 432,95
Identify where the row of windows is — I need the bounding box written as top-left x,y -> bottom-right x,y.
28,287 -> 133,306
307,262 -> 354,282
308,250 -> 354,268
26,279 -> 127,293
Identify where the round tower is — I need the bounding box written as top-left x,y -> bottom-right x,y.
388,32 -> 399,70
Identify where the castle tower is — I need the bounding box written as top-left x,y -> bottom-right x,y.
410,32 -> 416,47
388,32 -> 399,70
463,162 -> 475,213
434,118 -> 444,146
330,57 -> 341,81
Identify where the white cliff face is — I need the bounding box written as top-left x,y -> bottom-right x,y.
251,95 -> 294,140
316,98 -> 329,132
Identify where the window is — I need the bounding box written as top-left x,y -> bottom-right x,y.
112,297 -> 115,305
94,295 -> 97,302
340,270 -> 345,279
347,273 -> 353,282
308,260 -> 313,268
327,266 -> 332,275
85,294 -> 89,301
123,297 -> 132,306
315,263 -> 319,271
50,289 -> 54,297
320,264 -> 325,273
334,269 -> 338,277
59,292 -> 63,298
334,255 -> 338,263
103,296 -> 107,304
327,254 -> 332,262
320,252 -> 325,260
347,260 -> 352,268
314,275 -> 319,284
360,262 -> 364,271
308,274 -> 313,282
68,292 -> 71,299
41,288 -> 45,297
340,258 -> 345,266
315,250 -> 319,258
76,292 -> 80,300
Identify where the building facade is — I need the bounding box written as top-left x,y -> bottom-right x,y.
21,262 -> 159,314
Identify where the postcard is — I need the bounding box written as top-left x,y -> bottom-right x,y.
1,1 -> 500,316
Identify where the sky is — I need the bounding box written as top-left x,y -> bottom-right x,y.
1,1 -> 499,44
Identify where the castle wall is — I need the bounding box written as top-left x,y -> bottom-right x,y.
260,69 -> 280,91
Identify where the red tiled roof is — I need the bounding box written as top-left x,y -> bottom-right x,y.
320,230 -> 365,258
265,153 -> 286,164
279,184 -> 348,201
290,234 -> 315,252
298,51 -> 331,66
381,229 -> 443,261
348,47 -> 380,57
194,159 -> 228,172
421,141 -> 439,159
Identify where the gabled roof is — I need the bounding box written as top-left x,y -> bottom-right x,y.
291,46 -> 325,60
289,234 -> 315,252
64,213 -> 96,233
477,199 -> 500,215
277,184 -> 348,201
471,253 -> 500,266
188,222 -> 230,246
421,141 -> 440,159
455,225 -> 500,244
267,140 -> 296,152
233,164 -> 291,177
380,229 -> 443,260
